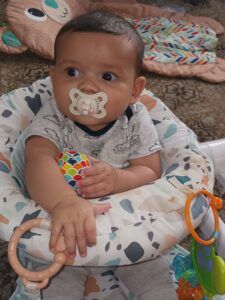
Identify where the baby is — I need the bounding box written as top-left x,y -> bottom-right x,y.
21,10 -> 176,299
24,10 -> 161,260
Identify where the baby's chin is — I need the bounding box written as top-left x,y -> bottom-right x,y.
73,116 -> 109,131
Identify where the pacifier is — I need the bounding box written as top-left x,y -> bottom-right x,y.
69,88 -> 108,118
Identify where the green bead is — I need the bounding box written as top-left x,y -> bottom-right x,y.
212,255 -> 225,294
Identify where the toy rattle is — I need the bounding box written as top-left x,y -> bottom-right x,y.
174,189 -> 225,299
8,151 -> 92,293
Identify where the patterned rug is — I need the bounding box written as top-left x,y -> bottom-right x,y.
0,0 -> 225,299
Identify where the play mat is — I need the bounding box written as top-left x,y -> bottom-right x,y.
1,0 -> 225,82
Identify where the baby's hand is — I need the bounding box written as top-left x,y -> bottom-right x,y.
49,196 -> 111,258
77,157 -> 117,198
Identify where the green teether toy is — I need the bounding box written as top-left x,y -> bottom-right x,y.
185,190 -> 225,299
191,239 -> 225,296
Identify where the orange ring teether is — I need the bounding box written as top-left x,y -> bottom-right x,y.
185,190 -> 222,246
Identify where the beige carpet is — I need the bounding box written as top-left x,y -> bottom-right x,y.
0,0 -> 225,299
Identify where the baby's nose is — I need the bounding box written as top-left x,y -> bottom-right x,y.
78,79 -> 99,95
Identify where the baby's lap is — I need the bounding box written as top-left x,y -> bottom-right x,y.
23,252 -> 176,299
114,257 -> 176,300
114,255 -> 171,284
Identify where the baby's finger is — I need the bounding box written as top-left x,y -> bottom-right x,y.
81,182 -> 106,198
75,221 -> 87,257
84,215 -> 97,247
49,221 -> 63,253
93,202 -> 111,215
87,155 -> 100,164
80,173 -> 104,187
83,164 -> 103,177
64,223 -> 76,257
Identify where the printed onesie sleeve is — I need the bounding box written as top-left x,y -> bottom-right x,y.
128,102 -> 161,160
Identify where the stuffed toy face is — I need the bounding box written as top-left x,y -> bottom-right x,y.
5,0 -> 138,59
24,0 -> 73,24
6,0 -> 88,59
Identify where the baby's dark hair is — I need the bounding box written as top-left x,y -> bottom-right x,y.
54,11 -> 144,75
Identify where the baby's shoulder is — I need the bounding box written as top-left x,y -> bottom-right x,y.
38,96 -> 60,115
130,101 -> 149,117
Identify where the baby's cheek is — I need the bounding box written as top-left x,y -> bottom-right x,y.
56,98 -> 70,115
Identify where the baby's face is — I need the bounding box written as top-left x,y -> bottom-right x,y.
50,31 -> 144,131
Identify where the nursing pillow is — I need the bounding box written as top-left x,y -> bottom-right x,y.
0,77 -> 214,266
2,0 -> 225,82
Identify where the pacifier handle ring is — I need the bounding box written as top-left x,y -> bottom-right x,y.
185,189 -> 222,246
8,218 -> 67,290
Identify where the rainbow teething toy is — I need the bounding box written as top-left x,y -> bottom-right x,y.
56,150 -> 91,190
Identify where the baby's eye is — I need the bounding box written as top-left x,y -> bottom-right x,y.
67,68 -> 79,77
102,72 -> 116,81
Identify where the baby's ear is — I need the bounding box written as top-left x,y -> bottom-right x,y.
131,76 -> 146,104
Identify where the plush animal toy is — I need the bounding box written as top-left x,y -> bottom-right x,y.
1,0 -> 225,82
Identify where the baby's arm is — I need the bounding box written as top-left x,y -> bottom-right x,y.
78,151 -> 161,198
115,151 -> 162,192
24,136 -> 111,257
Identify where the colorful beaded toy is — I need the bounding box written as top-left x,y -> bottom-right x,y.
173,190 -> 225,300
56,150 -> 91,190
